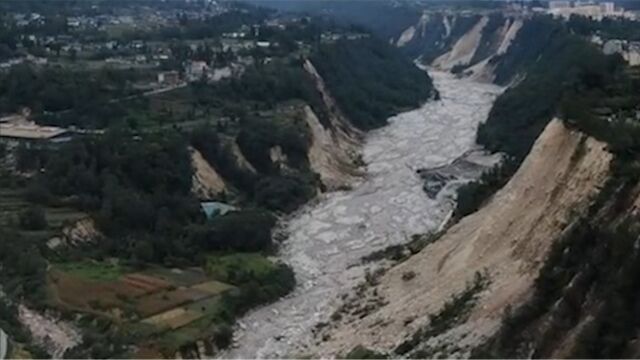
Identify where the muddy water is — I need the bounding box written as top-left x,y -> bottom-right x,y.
221,71 -> 502,358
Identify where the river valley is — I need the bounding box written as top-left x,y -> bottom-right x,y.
222,70 -> 503,358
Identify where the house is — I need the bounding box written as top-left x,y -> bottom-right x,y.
0,122 -> 72,148
200,202 -> 236,219
186,60 -> 209,80
157,70 -> 181,85
627,42 -> 640,66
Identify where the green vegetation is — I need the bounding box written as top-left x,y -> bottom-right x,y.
395,271 -> 490,356
344,345 -> 389,359
361,232 -> 441,264
206,253 -> 281,284
0,5 -> 441,357
453,158 -> 518,218
54,260 -> 131,281
470,17 -> 640,358
18,205 -> 47,231
311,37 -> 436,129
0,64 -> 147,117
568,15 -> 640,41
479,16 -> 628,161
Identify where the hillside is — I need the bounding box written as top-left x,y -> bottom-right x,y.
305,9 -> 640,360
0,11 -> 436,359
311,37 -> 437,130
312,119 -> 612,357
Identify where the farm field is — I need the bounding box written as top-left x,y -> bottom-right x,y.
48,259 -> 236,348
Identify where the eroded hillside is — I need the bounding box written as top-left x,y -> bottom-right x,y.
313,119 -> 612,357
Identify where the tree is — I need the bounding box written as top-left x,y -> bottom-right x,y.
18,206 -> 47,231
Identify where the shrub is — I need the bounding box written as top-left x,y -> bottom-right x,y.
18,206 -> 47,231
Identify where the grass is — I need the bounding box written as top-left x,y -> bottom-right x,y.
55,260 -> 130,282
205,253 -> 277,284
191,280 -> 234,295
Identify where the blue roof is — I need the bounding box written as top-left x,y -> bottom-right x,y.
201,202 -> 236,219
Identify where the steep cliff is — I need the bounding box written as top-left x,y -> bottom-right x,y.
190,147 -> 227,199
395,12 -> 525,82
313,119 -> 612,357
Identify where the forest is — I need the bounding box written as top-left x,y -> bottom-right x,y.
311,37 -> 435,129
0,64 -> 149,115
478,15 -> 627,161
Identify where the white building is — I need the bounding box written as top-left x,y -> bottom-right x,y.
186,60 -> 209,80
549,0 -> 571,9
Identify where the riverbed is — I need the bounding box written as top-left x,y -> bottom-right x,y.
221,71 -> 503,358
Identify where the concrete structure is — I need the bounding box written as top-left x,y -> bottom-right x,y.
601,39 -> 640,66
186,60 -> 209,81
547,0 -> 623,19
157,70 -> 180,85
627,42 -> 640,66
549,0 -> 571,9
0,122 -> 72,148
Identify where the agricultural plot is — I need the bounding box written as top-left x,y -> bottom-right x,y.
140,267 -> 209,287
48,260 -> 235,337
135,288 -> 209,318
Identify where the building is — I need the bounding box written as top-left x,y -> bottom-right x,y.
626,42 -> 640,66
601,2 -> 615,14
0,122 -> 72,148
186,60 -> 209,81
549,0 -> 571,10
200,202 -> 236,219
157,70 -> 181,85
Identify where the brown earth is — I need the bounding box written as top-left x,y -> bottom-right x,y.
314,119 -> 613,357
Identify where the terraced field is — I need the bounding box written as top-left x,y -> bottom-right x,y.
0,187 -> 85,240
48,260 -> 236,355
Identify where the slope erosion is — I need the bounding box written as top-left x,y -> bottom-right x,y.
314,119 -> 612,357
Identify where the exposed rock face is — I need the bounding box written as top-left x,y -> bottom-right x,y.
302,59 -> 363,141
396,25 -> 417,47
18,305 -> 81,358
314,119 -> 612,357
397,13 -> 524,83
303,105 -> 363,190
269,145 -> 288,168
467,18 -> 524,82
433,16 -> 489,70
190,147 -> 227,199
228,138 -> 257,174
48,217 -> 102,249
302,59 -> 364,189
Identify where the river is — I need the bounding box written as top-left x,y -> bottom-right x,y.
221,70 -> 503,358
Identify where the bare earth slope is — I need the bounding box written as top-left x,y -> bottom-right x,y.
190,147 -> 227,199
315,119 -> 612,357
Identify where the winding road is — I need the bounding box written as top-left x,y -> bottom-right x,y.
221,70 -> 503,358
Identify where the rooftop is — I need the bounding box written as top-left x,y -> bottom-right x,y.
201,201 -> 236,219
0,123 -> 69,140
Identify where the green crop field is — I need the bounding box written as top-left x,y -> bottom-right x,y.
54,260 -> 131,282
205,252 -> 278,284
